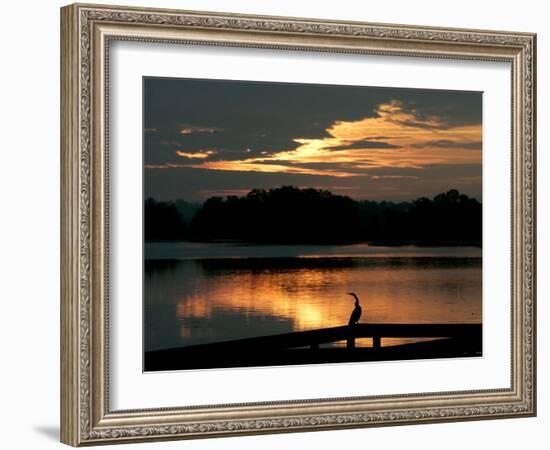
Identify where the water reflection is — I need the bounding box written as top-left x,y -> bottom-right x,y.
144,246 -> 481,352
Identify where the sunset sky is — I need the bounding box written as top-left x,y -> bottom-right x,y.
144,77 -> 482,202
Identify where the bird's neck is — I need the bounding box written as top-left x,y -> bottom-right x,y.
355,299 -> 359,306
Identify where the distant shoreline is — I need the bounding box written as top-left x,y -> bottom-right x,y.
144,238 -> 482,248
145,188 -> 482,245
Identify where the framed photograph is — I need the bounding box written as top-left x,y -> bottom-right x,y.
60,3 -> 536,446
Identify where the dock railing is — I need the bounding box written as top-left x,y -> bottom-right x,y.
145,323 -> 482,371
156,323 -> 481,353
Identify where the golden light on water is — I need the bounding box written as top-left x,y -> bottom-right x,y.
171,263 -> 481,348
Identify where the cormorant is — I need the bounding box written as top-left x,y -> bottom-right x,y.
347,292 -> 362,326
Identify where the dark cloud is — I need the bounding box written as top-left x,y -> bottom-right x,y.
326,140 -> 401,151
391,118 -> 448,130
251,160 -> 378,174
144,77 -> 481,159
411,140 -> 482,150
388,96 -> 482,128
144,77 -> 482,201
144,125 -> 301,164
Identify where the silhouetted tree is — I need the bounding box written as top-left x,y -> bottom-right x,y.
144,198 -> 187,241
409,189 -> 481,244
191,186 -> 362,244
145,188 -> 482,246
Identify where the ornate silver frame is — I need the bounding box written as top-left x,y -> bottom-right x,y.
60,3 -> 536,446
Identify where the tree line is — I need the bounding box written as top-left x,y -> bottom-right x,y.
144,186 -> 481,246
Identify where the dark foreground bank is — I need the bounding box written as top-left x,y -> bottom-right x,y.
144,323 -> 482,371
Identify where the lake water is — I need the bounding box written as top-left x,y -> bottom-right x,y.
144,242 -> 482,352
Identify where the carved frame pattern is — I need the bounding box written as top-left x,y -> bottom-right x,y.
60,3 -> 536,446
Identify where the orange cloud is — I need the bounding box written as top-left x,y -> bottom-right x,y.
154,101 -> 481,176
190,160 -> 356,177
178,125 -> 220,135
176,150 -> 217,159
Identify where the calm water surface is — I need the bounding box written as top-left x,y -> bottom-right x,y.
144,243 -> 482,352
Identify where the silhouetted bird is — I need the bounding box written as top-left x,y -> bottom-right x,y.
347,292 -> 362,325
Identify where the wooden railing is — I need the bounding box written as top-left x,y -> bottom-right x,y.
162,323 -> 481,352
145,323 -> 482,370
